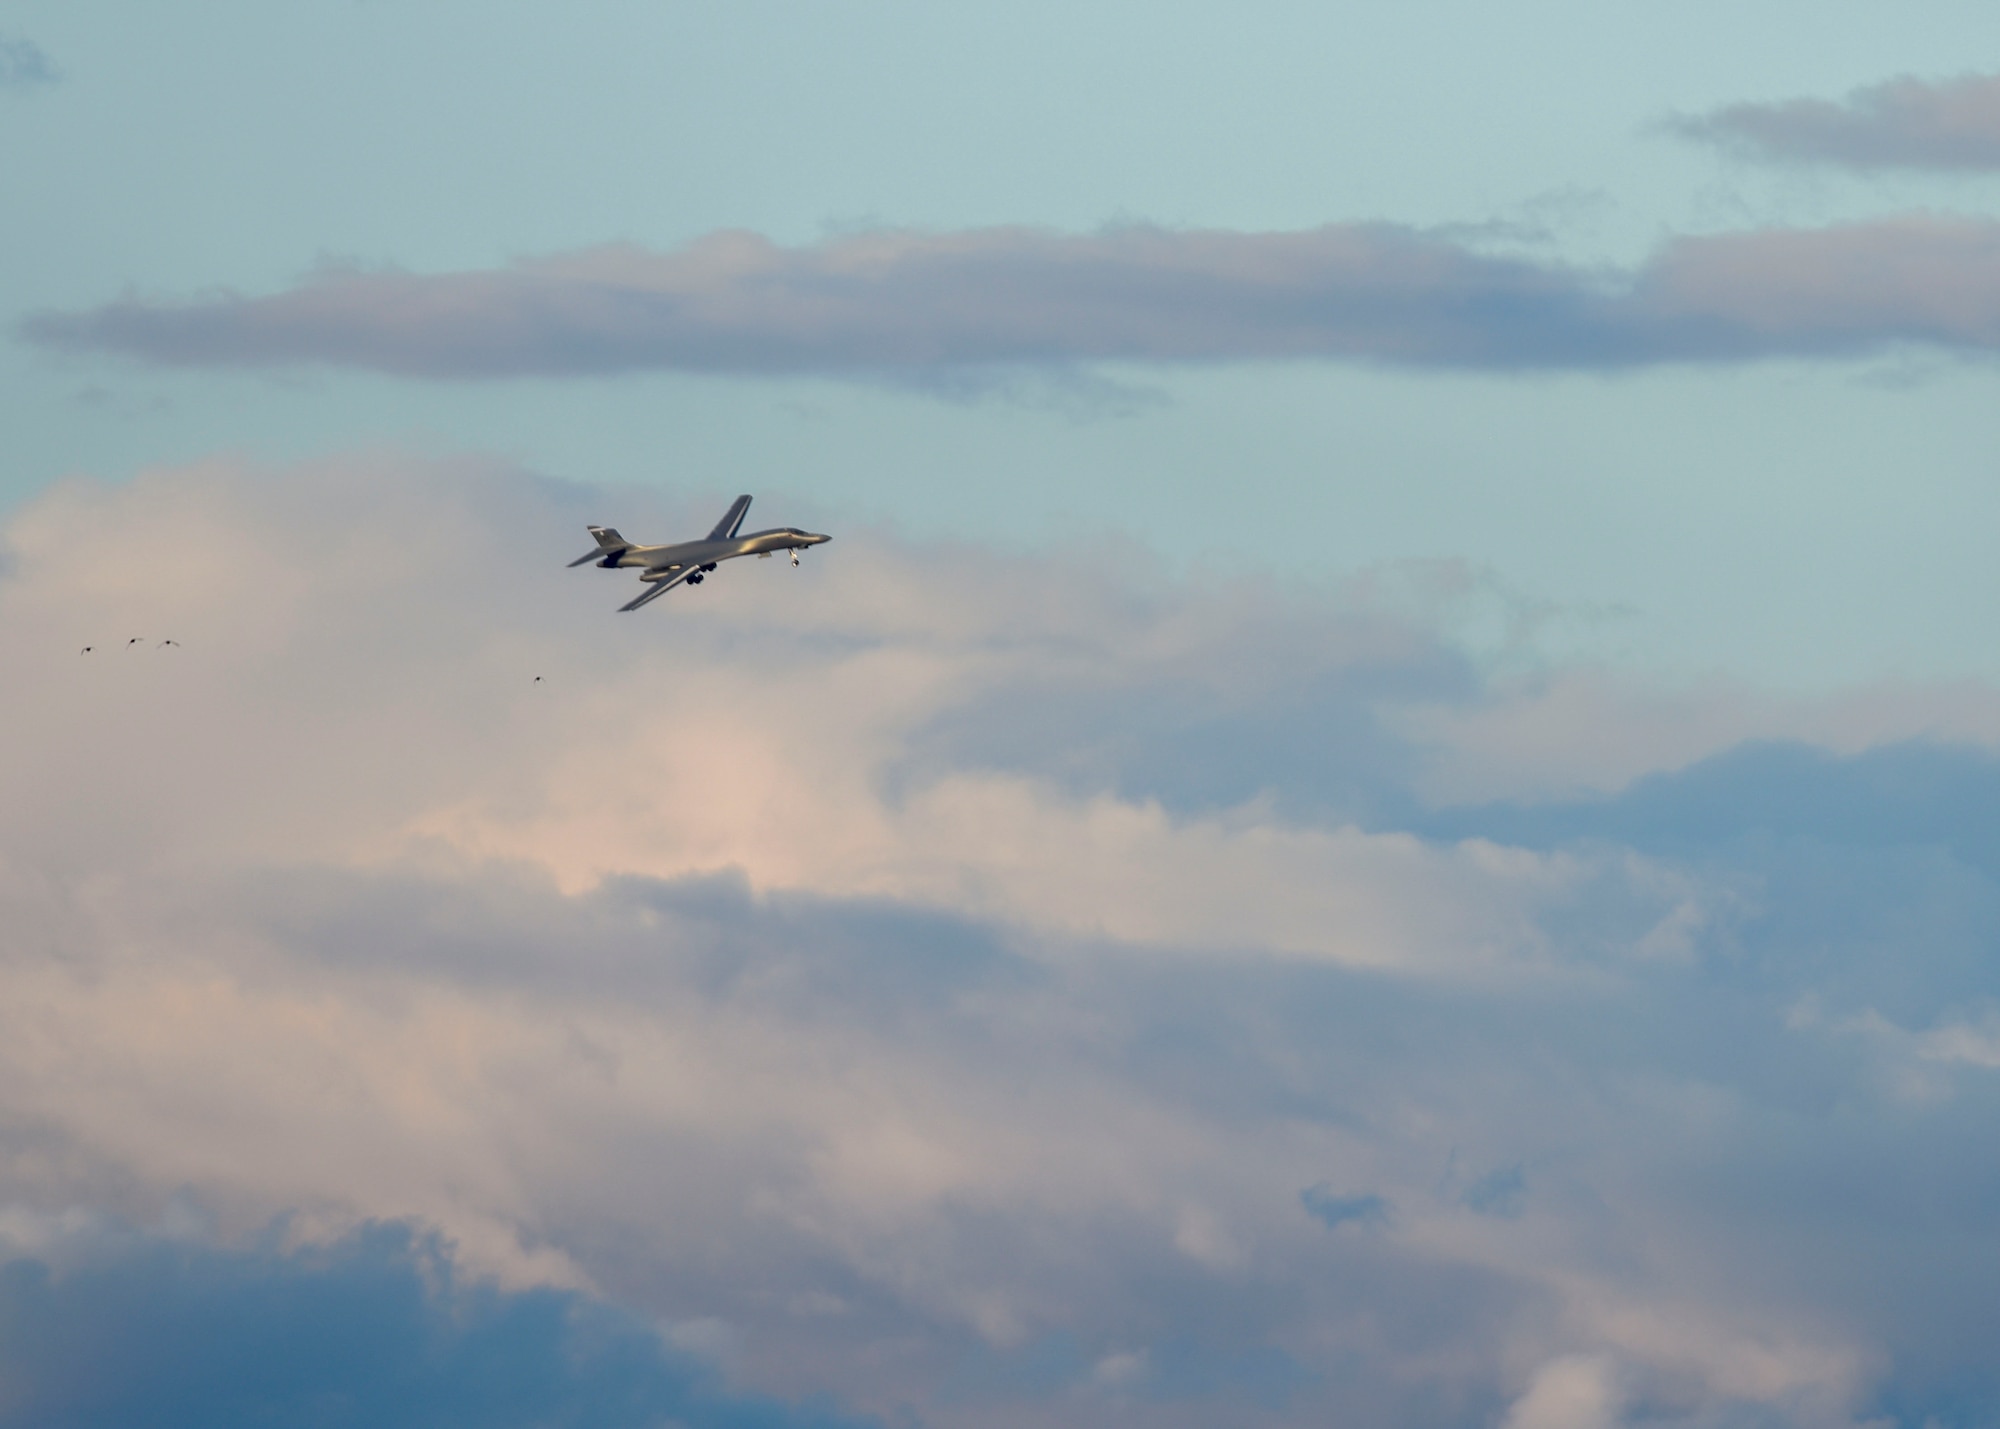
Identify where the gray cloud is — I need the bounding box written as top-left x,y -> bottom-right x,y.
29,217 -> 2000,381
1459,1164 -> 1527,1219
8,453 -> 2000,1426
1426,738 -> 2000,873
0,1220 -> 875,1429
1674,72 -> 2000,170
0,36 -> 56,90
1299,1185 -> 1387,1231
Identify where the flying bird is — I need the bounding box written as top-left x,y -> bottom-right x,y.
158,640 -> 180,648
80,646 -> 92,654
568,495 -> 830,611
127,637 -> 142,647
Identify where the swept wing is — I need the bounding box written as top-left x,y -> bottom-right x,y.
618,566 -> 698,611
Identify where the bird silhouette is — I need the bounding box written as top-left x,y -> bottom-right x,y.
127,637 -> 142,647
80,646 -> 92,654
533,675 -> 543,683
158,640 -> 180,648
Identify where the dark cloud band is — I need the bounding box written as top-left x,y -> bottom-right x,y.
1672,72 -> 2000,170
25,217 -> 2000,380
0,1222 -> 875,1429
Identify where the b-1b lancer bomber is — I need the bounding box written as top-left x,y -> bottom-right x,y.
569,495 -> 830,611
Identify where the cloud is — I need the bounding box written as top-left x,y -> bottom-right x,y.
1423,738 -> 2000,874
31,216 -> 2000,382
1299,1185 -> 1387,1231
0,1219 -> 874,1429
1393,667 -> 2000,806
1673,72 -> 2000,170
1460,1164 -> 1527,1218
7,452 -> 2000,1425
1501,1355 -> 1624,1429
0,35 -> 55,90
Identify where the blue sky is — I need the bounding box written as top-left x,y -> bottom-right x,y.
9,7 -> 2000,1429
10,0 -> 2000,683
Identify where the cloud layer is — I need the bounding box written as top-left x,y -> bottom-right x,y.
7,453 -> 2000,1427
28,216 -> 2000,381
1675,72 -> 2000,170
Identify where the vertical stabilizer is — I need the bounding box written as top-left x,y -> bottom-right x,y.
708,495 -> 753,540
570,525 -> 633,566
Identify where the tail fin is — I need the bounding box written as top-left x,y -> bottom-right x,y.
569,525 -> 632,567
707,496 -> 752,541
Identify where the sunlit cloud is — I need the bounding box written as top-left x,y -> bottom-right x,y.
6,453 -> 2000,1426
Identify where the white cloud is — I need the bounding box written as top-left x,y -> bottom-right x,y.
1503,1356 -> 1624,1429
1917,1014 -> 2000,1069
1401,668 -> 2000,806
0,452 -> 1685,978
1,451 -> 1996,1427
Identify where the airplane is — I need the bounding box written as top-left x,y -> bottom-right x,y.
568,495 -> 831,611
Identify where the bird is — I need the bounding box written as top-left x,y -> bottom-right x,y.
158,640 -> 180,648
533,675 -> 543,683
126,637 -> 142,647
80,645 -> 92,654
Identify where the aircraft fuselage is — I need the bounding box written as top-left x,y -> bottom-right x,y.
610,526 -> 830,578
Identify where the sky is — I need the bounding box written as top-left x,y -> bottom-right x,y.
8,5 -> 2000,1428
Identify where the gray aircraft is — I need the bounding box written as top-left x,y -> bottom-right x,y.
569,495 -> 831,611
